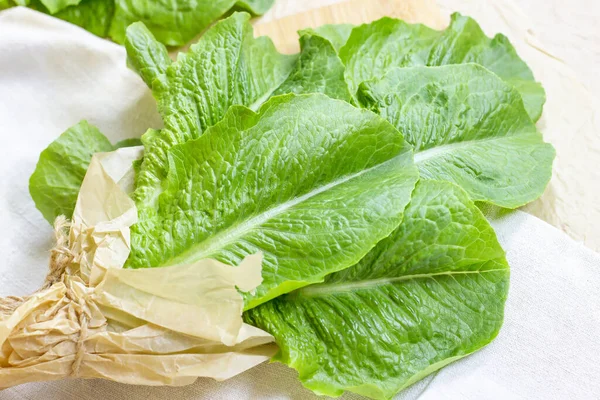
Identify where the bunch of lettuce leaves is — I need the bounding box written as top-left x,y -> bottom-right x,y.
0,0 -> 274,46
28,12 -> 555,400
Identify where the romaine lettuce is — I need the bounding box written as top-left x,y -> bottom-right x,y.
338,13 -> 545,121
126,94 -> 419,309
126,13 -> 297,210
358,64 -> 555,208
29,121 -> 122,223
245,180 -> 510,399
26,12 -> 557,398
271,32 -> 353,103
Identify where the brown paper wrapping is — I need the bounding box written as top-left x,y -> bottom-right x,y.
0,147 -> 276,389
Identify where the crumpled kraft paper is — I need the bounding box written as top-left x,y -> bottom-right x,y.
0,148 -> 277,390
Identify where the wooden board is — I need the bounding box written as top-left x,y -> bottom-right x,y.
254,0 -> 446,54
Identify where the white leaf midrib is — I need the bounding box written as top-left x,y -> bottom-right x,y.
414,136 -> 512,163
295,268 -> 507,298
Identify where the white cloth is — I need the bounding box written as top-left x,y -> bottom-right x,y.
0,7 -> 599,400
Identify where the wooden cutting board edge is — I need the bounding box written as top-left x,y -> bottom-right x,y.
253,0 -> 448,54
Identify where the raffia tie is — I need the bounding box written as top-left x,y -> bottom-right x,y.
0,216 -> 90,377
0,216 -> 72,312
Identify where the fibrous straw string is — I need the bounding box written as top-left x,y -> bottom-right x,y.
0,215 -> 73,314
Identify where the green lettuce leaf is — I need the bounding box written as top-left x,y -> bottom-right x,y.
339,13 -> 545,121
300,24 -> 353,52
151,13 -> 295,139
29,121 -> 141,223
125,14 -> 550,214
127,13 -> 297,207
113,137 -> 142,148
358,64 -> 555,208
245,180 -> 510,400
109,0 -> 274,46
38,0 -> 81,14
16,0 -> 274,46
272,32 -> 353,103
124,22 -> 172,87
29,121 -> 114,223
268,24 -> 553,208
28,0 -> 115,38
126,94 -> 419,310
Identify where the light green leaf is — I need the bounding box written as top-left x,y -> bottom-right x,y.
300,24 -> 353,52
29,121 -> 142,223
340,13 -> 545,121
358,64 -> 554,208
113,138 -> 143,149
126,94 -> 419,310
272,33 -> 353,103
245,180 -> 510,400
506,78 -> 546,124
109,0 -> 274,45
38,0 -> 81,14
28,0 -> 115,38
0,0 -> 13,10
17,0 -> 274,46
125,22 -> 172,88
29,121 -> 113,223
234,0 -> 273,14
153,13 -> 295,137
129,13 -> 296,208
339,17 -> 439,95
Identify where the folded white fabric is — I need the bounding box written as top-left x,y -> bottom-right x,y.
0,7 -> 598,400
